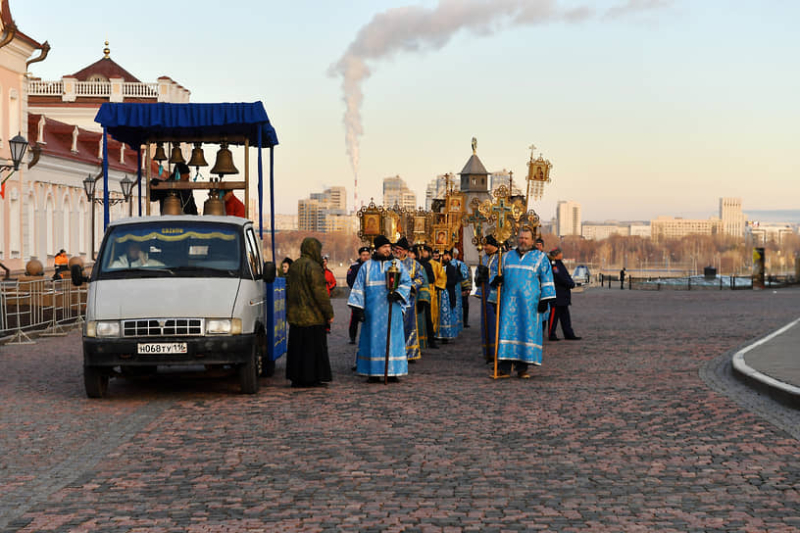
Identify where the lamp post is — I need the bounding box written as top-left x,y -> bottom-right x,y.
83,173 -> 134,259
0,133 -> 29,182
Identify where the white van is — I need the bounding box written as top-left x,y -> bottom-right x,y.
72,215 -> 276,398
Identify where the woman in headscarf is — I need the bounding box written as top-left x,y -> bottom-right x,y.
285,238 -> 334,388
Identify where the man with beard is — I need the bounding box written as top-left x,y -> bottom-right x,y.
347,235 -> 412,383
346,246 -> 372,345
285,238 -> 334,388
417,245 -> 440,350
474,235 -> 500,362
393,237 -> 425,361
437,249 -> 462,343
491,226 -> 555,378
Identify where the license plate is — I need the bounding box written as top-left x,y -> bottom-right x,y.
137,343 -> 187,355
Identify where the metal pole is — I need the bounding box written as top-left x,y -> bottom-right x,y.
102,128 -> 109,230
269,146 -> 276,262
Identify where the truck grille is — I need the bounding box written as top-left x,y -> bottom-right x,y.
122,319 -> 204,337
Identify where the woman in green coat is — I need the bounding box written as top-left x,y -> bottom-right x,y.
285,238 -> 335,387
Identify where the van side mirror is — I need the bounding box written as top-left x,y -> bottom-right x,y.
70,264 -> 87,287
263,261 -> 276,283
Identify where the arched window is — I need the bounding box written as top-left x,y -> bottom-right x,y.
45,194 -> 55,256
78,196 -> 86,255
9,191 -> 20,256
8,88 -> 18,142
24,190 -> 35,260
61,192 -> 71,253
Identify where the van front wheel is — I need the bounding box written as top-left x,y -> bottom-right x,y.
84,366 -> 109,398
238,344 -> 260,394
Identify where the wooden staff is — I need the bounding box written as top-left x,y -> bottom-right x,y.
384,299 -> 393,385
478,251 -> 491,362
492,248 -> 508,379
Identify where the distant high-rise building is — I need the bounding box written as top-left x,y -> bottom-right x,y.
650,216 -> 722,243
719,197 -> 745,237
556,201 -> 582,237
425,174 -> 459,210
489,169 -> 524,196
298,186 -> 352,232
383,175 -> 417,209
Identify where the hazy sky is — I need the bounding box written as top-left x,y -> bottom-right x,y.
14,0 -> 799,221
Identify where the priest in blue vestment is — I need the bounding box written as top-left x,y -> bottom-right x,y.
436,249 -> 462,341
348,235 -> 412,382
491,227 -> 555,378
474,235 -> 500,362
393,237 -> 425,361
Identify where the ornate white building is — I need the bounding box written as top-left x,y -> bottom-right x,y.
0,2 -> 191,274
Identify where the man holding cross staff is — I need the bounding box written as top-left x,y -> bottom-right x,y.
491,226 -> 555,379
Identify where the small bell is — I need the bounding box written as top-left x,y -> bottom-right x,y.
188,143 -> 208,167
168,143 -> 185,165
210,141 -> 238,176
203,190 -> 226,216
152,142 -> 167,162
162,191 -> 183,215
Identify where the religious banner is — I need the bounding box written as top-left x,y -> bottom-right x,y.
358,199 -> 385,245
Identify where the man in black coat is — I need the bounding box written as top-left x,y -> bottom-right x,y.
547,247 -> 581,341
346,246 -> 372,344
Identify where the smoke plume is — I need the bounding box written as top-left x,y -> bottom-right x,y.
330,0 -> 670,178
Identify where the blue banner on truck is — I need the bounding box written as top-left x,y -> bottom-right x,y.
266,277 -> 287,361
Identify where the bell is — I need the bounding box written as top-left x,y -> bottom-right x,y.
203,192 -> 225,216
188,143 -> 208,167
152,142 -> 167,162
168,143 -> 185,165
162,191 -> 183,215
210,141 -> 238,176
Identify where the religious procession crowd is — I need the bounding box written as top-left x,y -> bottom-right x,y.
282,226 -> 580,388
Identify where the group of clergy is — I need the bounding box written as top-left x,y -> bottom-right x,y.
347,225 -> 556,382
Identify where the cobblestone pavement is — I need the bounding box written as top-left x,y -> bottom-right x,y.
1,288 -> 799,532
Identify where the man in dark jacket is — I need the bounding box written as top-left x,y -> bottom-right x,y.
547,247 -> 581,341
286,238 -> 335,387
346,246 -> 371,344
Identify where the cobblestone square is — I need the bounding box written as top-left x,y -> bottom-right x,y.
1,288 -> 799,532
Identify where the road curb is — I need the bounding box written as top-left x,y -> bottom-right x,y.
731,318 -> 800,409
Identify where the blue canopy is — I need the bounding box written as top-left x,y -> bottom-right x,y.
94,102 -> 279,149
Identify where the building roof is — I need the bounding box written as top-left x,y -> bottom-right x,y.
459,154 -> 488,176
69,56 -> 142,83
29,113 -> 160,176
1,0 -> 44,49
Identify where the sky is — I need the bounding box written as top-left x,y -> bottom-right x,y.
13,0 -> 800,222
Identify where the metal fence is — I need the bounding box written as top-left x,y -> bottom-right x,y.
596,273 -> 798,291
0,278 -> 87,344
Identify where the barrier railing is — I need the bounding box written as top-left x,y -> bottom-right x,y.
0,278 -> 87,345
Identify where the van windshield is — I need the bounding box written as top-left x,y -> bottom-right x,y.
97,221 -> 242,280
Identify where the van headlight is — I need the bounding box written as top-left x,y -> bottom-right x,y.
87,321 -> 121,338
206,318 -> 242,335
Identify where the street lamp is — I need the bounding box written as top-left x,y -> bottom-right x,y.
83,173 -> 135,258
6,134 -> 28,171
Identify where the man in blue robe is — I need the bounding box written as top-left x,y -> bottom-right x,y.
436,249 -> 462,342
491,227 -> 555,378
451,249 -> 470,333
348,235 -> 412,382
393,237 -> 425,361
474,235 -> 500,362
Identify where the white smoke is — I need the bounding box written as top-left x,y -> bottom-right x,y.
330,0 -> 671,177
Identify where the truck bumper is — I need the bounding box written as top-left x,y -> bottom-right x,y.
83,334 -> 256,367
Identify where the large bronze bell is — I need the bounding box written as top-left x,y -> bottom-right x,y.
210,142 -> 238,176
162,191 -> 183,215
152,142 -> 167,162
203,192 -> 225,216
168,143 -> 185,165
188,143 -> 208,167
